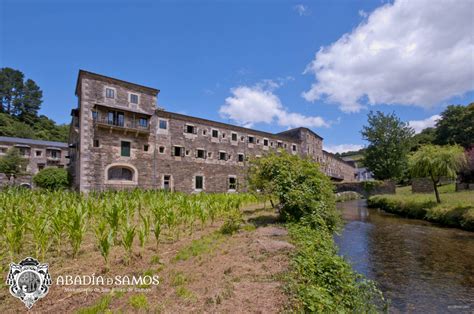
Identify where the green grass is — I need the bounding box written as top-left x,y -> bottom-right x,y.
174,232 -> 225,261
76,295 -> 112,314
286,223 -> 386,312
128,294 -> 149,310
176,286 -> 197,301
369,184 -> 474,230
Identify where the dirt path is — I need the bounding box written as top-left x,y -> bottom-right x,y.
2,206 -> 294,313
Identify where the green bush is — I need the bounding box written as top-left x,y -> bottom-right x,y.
248,151 -> 339,231
288,224 -> 387,312
33,167 -> 70,190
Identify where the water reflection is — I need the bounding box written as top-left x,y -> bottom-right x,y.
335,199 -> 474,313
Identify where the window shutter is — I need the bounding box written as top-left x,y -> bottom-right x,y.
193,127 -> 197,134
171,147 -> 175,156
204,150 -> 207,159
181,147 -> 185,157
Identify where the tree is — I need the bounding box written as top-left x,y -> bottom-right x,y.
435,104 -> 474,149
0,147 -> 28,182
0,68 -> 43,121
0,67 -> 24,114
411,127 -> 436,151
361,111 -> 414,180
409,145 -> 466,203
33,167 -> 70,190
248,151 -> 339,231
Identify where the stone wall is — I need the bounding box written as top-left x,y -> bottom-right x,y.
411,178 -> 434,193
411,177 -> 453,193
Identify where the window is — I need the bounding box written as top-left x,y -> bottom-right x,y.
19,147 -> 30,157
228,177 -> 237,190
130,93 -> 139,104
93,140 -> 100,148
159,146 -> 165,154
106,88 -> 115,98
144,144 -> 149,152
0,147 -> 6,154
222,133 -> 226,138
292,144 -> 297,152
185,125 -> 196,134
207,152 -> 213,158
159,120 -> 168,129
219,151 -> 227,160
263,139 -> 269,146
138,117 -> 148,128
163,175 -> 171,191
108,111 -> 124,126
248,136 -> 255,144
172,146 -> 184,157
185,150 -> 190,156
92,111 -> 98,121
238,153 -> 244,162
121,141 -> 131,157
202,129 -> 207,136
240,136 -> 245,142
50,150 -> 59,159
195,175 -> 204,190
212,129 -> 219,138
108,166 -> 133,181
35,150 -> 42,157
196,149 -> 206,159
277,141 -> 283,148
38,164 -> 45,171
231,133 -> 238,141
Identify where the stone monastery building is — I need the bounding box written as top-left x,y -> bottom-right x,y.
69,70 -> 355,193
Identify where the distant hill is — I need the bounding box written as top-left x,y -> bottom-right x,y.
0,113 -> 68,142
336,149 -> 366,168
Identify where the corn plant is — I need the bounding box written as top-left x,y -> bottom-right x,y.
122,223 -> 136,265
95,221 -> 113,271
65,203 -> 88,258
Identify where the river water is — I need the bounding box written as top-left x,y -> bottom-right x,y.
335,199 -> 474,313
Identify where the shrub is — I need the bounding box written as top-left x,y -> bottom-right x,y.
33,167 -> 70,190
248,151 -> 339,231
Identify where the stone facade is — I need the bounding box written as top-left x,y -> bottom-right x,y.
69,70 -> 356,193
0,136 -> 69,187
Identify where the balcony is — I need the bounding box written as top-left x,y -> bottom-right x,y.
47,156 -> 61,162
94,117 -> 150,135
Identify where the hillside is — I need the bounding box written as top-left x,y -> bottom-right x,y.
0,112 -> 69,142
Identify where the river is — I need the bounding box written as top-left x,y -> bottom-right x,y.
335,199 -> 474,313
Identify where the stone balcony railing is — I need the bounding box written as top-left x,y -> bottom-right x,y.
93,117 -> 150,134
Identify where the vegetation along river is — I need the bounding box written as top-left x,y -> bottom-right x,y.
335,199 -> 474,313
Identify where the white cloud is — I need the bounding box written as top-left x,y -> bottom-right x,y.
303,0 -> 474,113
293,4 -> 310,16
408,114 -> 440,133
324,144 -> 364,154
358,9 -> 368,18
219,81 -> 329,129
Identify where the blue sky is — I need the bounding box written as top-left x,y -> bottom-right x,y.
1,0 -> 473,152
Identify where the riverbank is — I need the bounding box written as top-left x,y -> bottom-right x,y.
368,185 -> 474,231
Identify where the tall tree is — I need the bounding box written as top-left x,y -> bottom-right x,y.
409,145 -> 466,203
0,68 -> 43,122
0,147 -> 28,182
0,67 -> 24,114
16,79 -> 43,123
435,104 -> 474,148
361,111 -> 414,180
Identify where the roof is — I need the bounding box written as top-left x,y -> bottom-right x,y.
75,70 -> 160,96
156,110 -> 301,143
277,127 -> 323,140
0,136 -> 68,148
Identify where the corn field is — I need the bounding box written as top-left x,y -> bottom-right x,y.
0,189 -> 259,270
